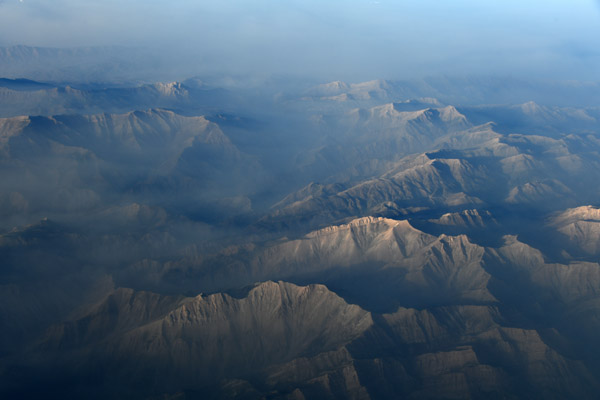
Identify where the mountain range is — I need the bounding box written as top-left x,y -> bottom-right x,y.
1,72 -> 600,399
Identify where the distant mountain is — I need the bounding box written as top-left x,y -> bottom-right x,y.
429,209 -> 499,229
295,103 -> 472,182
548,205 -> 600,258
0,45 -> 164,83
304,79 -> 401,102
0,78 -> 54,91
266,126 -> 600,232
0,79 -> 232,117
0,109 -> 255,228
2,73 -> 600,399
301,77 -> 600,107
459,101 -> 599,136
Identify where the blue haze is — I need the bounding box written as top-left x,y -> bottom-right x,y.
0,0 -> 599,81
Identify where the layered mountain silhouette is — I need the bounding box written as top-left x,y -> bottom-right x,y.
1,74 -> 600,399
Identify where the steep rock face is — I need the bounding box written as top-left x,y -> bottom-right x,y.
38,281 -> 373,393
488,235 -> 600,303
350,104 -> 469,135
254,217 -> 438,274
267,130 -> 600,233
380,305 -> 501,346
262,347 -> 365,396
506,180 -> 572,204
0,109 -> 253,225
9,222 -> 600,399
4,74 -> 600,400
32,280 -> 599,400
41,288 -> 188,351
170,217 -> 495,310
429,209 -> 498,229
482,235 -> 600,380
33,110 -> 232,167
551,205 -> 600,225
296,103 -> 472,182
407,208 -> 503,247
548,206 -> 600,256
432,122 -> 501,150
0,78 -> 231,118
267,155 -> 488,230
0,109 -> 237,167
469,327 -> 593,399
116,282 -> 371,378
346,302 -> 596,400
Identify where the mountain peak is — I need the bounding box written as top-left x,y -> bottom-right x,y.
437,105 -> 467,122
430,209 -> 498,228
305,216 -> 414,238
550,205 -> 600,226
519,100 -> 548,116
150,81 -> 189,97
308,80 -> 350,96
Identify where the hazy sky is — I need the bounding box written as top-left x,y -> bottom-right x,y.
1,0 -> 599,81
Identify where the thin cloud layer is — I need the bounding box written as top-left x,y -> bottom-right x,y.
0,0 -> 599,81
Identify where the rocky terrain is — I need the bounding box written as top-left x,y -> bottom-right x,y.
1,74 -> 600,399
